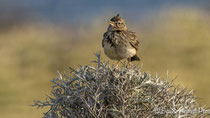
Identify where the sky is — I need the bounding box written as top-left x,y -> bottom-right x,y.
0,0 -> 209,27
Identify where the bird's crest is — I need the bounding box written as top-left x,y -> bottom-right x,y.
110,14 -> 122,22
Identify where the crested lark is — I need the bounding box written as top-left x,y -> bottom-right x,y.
102,14 -> 140,67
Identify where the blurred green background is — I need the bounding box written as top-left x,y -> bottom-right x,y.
0,0 -> 210,117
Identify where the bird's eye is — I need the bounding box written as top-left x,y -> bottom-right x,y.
116,22 -> 122,27
117,22 -> 121,25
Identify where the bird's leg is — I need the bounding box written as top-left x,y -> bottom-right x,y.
127,58 -> 131,68
115,60 -> 120,68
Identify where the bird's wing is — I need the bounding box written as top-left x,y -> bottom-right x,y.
102,31 -> 115,47
126,31 -> 139,50
102,32 -> 106,47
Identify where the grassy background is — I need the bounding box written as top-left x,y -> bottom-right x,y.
0,7 -> 210,117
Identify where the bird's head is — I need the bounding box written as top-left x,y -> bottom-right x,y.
108,14 -> 127,31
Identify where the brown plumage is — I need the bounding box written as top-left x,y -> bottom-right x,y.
102,14 -> 140,67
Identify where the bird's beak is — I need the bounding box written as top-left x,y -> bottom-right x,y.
108,21 -> 115,26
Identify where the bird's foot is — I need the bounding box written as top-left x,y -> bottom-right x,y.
127,58 -> 131,69
114,60 -> 121,68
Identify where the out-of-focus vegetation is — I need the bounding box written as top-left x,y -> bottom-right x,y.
0,7 -> 210,118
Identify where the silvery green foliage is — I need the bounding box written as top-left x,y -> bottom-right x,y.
33,54 -> 209,118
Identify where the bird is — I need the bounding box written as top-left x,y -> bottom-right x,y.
102,14 -> 140,68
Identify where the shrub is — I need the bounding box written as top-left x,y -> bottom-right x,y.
33,54 -> 210,118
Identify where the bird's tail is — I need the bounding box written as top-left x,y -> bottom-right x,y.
131,55 -> 140,62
